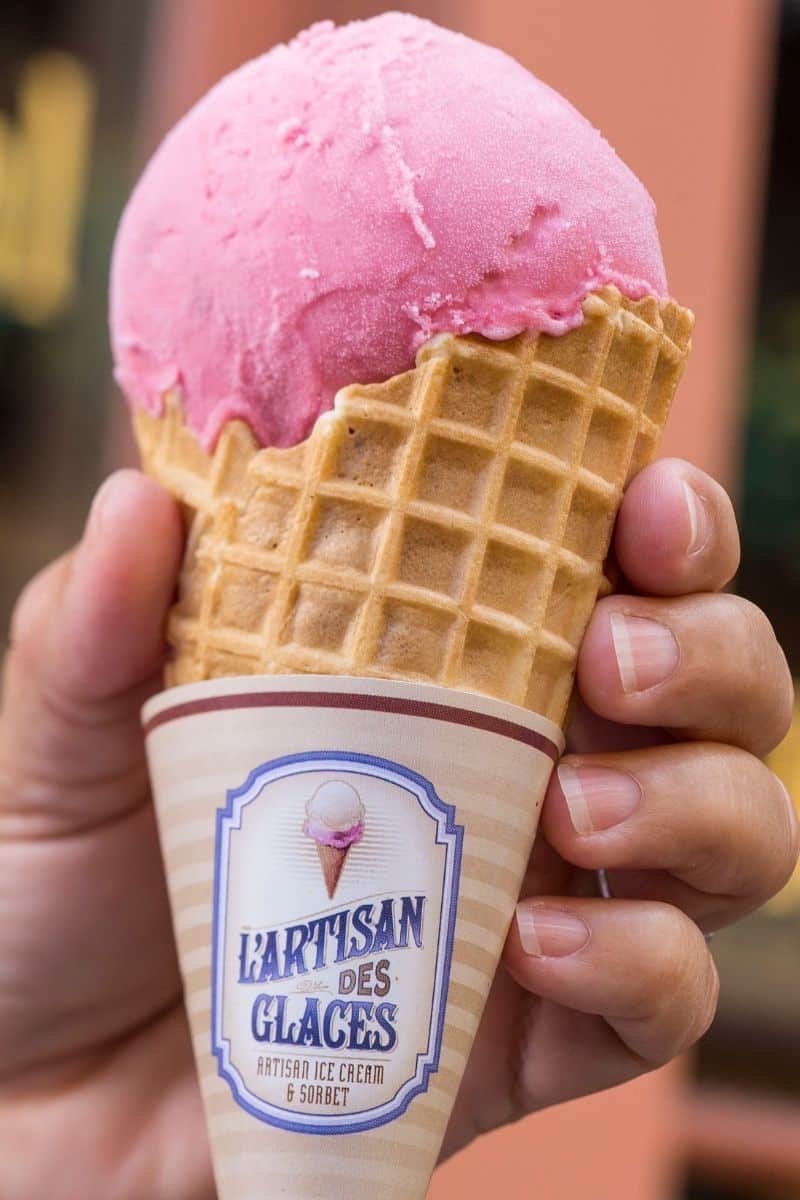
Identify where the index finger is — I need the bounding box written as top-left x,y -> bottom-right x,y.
614,458 -> 740,596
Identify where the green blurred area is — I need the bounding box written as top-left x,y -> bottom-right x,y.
739,328 -> 800,664
0,0 -> 151,625
737,5 -> 800,663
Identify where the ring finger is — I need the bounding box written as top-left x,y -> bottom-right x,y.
539,743 -> 800,931
506,896 -> 719,1069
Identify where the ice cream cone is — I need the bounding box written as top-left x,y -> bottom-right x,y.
135,287 -> 692,725
315,842 -> 350,898
137,286 -> 692,1199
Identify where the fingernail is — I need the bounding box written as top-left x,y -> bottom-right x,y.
610,612 -> 679,693
515,904 -> 590,957
682,480 -> 710,556
557,763 -> 642,834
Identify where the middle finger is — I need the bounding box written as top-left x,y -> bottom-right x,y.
578,593 -> 793,756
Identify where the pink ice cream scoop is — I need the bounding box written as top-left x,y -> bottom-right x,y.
110,12 -> 666,453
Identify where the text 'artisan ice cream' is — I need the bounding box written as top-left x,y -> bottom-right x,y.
111,11 -> 667,452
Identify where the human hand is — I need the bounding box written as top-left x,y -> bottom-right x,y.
0,462 -> 796,1198
0,472 -> 212,1200
443,458 -> 799,1158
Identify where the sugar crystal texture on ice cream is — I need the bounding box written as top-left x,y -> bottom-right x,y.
111,11 -> 667,451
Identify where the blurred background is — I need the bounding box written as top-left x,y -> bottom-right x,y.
2,0 -> 798,1196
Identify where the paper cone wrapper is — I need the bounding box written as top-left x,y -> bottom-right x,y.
143,674 -> 564,1199
137,287 -> 692,1197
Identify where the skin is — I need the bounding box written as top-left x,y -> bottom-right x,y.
0,457 -> 797,1197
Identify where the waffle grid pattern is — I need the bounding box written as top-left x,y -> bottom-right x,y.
135,287 -> 692,725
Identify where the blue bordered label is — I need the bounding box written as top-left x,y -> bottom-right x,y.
212,751 -> 463,1134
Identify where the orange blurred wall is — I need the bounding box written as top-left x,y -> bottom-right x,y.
134,1 -> 778,1196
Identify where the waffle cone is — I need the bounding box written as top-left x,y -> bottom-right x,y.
315,841 -> 351,898
136,285 -> 692,1199
135,287 -> 692,726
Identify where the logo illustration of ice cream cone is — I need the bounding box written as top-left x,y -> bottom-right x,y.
303,780 -> 365,898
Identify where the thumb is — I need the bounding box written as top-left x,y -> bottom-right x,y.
1,470 -> 183,835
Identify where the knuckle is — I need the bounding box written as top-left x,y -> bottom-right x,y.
772,776 -> 800,894
9,576 -> 44,651
705,754 -> 795,900
8,557 -> 68,659
743,604 -> 796,744
704,756 -> 800,902
696,751 -> 763,896
716,597 -> 793,750
667,930 -> 719,1055
632,905 -> 696,1017
789,824 -> 800,891
8,599 -> 43,684
724,592 -> 761,641
701,593 -> 752,665
630,907 -> 716,1063
738,597 -> 781,671
772,651 -> 795,746
728,593 -> 767,639
788,785 -> 800,855
693,954 -> 720,1044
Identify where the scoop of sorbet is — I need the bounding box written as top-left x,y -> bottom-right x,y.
110,11 -> 666,452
